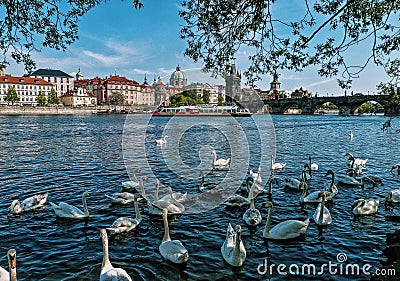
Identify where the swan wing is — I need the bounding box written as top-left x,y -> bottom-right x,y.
159,240 -> 188,263
100,268 -> 132,281
50,202 -> 84,217
21,193 -> 48,211
270,219 -> 310,239
121,180 -> 139,189
0,266 -> 9,280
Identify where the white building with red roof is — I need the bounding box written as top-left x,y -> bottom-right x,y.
0,72 -> 53,106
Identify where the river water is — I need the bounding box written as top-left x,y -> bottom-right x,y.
0,113 -> 399,280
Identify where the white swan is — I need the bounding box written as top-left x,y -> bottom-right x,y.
345,152 -> 368,169
155,135 -> 168,145
271,155 -> 286,170
8,192 -> 48,214
309,156 -> 318,171
211,151 -> 230,168
391,164 -> 400,176
159,208 -> 189,264
100,229 -> 132,281
352,199 -> 379,215
386,189 -> 400,203
284,165 -> 309,190
263,201 -> 310,240
313,192 -> 332,226
300,172 -> 338,204
243,184 -> 262,226
249,166 -> 262,183
0,249 -> 17,281
335,174 -> 374,187
121,175 -> 147,193
50,191 -> 91,219
221,223 -> 246,267
143,181 -> 185,215
105,192 -> 139,205
107,194 -> 142,235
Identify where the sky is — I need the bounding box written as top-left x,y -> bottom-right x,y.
4,1 -> 392,96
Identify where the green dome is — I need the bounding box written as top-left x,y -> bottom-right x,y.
170,65 -> 186,80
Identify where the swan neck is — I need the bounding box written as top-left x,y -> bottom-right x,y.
162,213 -> 171,242
300,184 -> 308,202
101,233 -> 111,269
82,194 -> 89,216
249,185 -> 255,209
134,198 -> 141,221
8,255 -> 17,281
268,180 -> 273,194
265,206 -> 272,234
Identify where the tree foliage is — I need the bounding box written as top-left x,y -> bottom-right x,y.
48,88 -> 59,105
36,90 -> 47,106
0,0 -> 144,73
4,86 -> 19,105
109,92 -> 126,105
169,91 -> 204,106
180,0 -> 400,89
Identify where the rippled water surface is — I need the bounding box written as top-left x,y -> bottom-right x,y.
0,114 -> 400,280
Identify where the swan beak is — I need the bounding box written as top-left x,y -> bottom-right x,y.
9,252 -> 16,269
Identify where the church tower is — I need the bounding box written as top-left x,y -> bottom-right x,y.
225,64 -> 241,103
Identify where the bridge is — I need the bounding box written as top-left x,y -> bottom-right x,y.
262,94 -> 399,115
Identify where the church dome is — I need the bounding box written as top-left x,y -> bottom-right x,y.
170,65 -> 186,80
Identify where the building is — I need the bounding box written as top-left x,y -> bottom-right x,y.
225,64 -> 241,102
170,65 -> 187,87
60,88 -> 97,107
291,87 -> 312,99
30,69 -> 74,97
0,75 -> 52,106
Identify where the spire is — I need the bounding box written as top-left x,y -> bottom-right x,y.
144,74 -> 148,85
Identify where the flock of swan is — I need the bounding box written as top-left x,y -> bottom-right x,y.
2,142 -> 400,280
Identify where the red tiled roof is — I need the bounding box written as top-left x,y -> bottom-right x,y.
0,75 -> 52,85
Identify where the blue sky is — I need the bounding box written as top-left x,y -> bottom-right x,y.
5,1 -> 391,96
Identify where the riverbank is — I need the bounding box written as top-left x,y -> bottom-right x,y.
0,105 -> 154,115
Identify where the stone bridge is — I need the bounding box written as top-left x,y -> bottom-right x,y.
262,94 -> 399,115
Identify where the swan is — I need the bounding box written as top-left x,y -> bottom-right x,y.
265,176 -> 280,195
335,174 -> 374,187
0,249 -> 17,281
351,199 -> 379,215
142,181 -> 185,215
391,164 -> 400,176
224,178 -> 254,207
300,171 -> 338,204
211,151 -> 230,168
105,192 -> 139,205
263,201 -> 310,240
313,192 -> 332,226
199,172 -> 216,192
155,135 -> 168,145
243,184 -> 262,226
284,165 -> 309,190
121,175 -> 147,193
345,152 -> 368,169
271,155 -> 286,170
386,189 -> 400,203
8,192 -> 48,214
50,191 -> 91,219
100,229 -> 132,281
221,223 -> 246,267
159,208 -> 189,264
309,156 -> 318,171
349,130 -> 353,140
249,166 -> 262,183
107,194 -> 142,235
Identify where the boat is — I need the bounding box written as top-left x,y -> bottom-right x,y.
152,104 -> 251,117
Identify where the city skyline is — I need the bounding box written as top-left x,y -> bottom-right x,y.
3,1 -> 391,96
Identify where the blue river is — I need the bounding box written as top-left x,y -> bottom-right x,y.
0,113 -> 399,280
